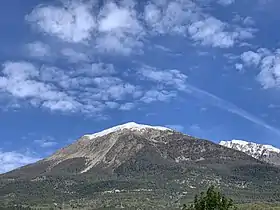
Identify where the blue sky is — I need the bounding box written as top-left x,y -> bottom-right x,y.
1,0 -> 280,173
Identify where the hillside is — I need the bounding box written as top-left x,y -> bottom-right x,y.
1,122 -> 280,209
220,139 -> 280,166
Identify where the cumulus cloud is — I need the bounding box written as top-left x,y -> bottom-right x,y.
140,90 -> 176,103
144,1 -> 195,35
241,51 -> 262,66
0,0 -> 258,116
0,150 -> 40,173
188,17 -> 254,48
0,62 -> 78,112
0,61 -> 143,113
239,49 -> 280,89
26,0 -> 144,55
139,66 -> 188,91
25,0 -> 254,56
258,50 -> 280,89
96,1 -> 144,55
235,63 -> 243,71
188,17 -> 234,48
26,1 -> 96,43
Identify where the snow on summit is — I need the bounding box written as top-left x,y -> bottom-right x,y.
220,139 -> 280,159
84,122 -> 171,139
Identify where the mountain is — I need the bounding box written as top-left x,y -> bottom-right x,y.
220,139 -> 280,166
1,122 -> 280,209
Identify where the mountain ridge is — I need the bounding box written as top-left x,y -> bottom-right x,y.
83,122 -> 172,139
1,122 -> 280,208
220,139 -> 280,166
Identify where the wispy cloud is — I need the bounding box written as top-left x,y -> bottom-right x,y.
25,41 -> 51,58
119,102 -> 135,111
34,136 -> 57,148
60,48 -> 89,63
138,65 -> 188,91
217,0 -> 235,6
184,83 -> 280,136
0,150 -> 40,174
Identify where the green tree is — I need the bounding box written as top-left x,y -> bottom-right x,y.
183,186 -> 237,210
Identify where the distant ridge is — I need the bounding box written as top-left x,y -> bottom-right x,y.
220,139 -> 280,165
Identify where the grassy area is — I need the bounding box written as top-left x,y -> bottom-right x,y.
1,202 -> 280,209
238,203 -> 280,210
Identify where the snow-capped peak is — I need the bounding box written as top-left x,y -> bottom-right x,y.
84,122 -> 171,139
219,139 -> 280,159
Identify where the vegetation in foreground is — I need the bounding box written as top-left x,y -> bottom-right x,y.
1,186 -> 280,209
182,186 -> 280,210
182,186 -> 237,210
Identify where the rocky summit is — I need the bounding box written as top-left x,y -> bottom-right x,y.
1,122 -> 280,209
220,139 -> 280,166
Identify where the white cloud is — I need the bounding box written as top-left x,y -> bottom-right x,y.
98,2 -> 141,33
27,0 -> 144,55
1,0 -> 259,116
188,17 -> 240,48
243,17 -> 255,26
107,83 -> 142,100
60,48 -> 89,63
140,90 -> 176,103
26,1 -> 96,43
144,1 -> 195,35
139,66 -> 188,90
42,100 -> 80,112
239,49 -> 280,89
235,63 -> 243,71
0,61 -> 154,114
0,62 -> 77,112
2,61 -> 39,80
25,41 -> 51,57
0,150 -> 40,174
96,2 -> 144,55
258,50 -> 280,89
34,137 -> 57,148
88,63 -> 116,76
241,51 -> 262,66
119,102 -> 135,110
217,0 -> 235,6
105,101 -> 119,109
95,34 -> 143,55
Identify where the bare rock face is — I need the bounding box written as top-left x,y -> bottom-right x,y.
220,140 -> 280,166
40,122 -> 260,175
44,122 -> 174,174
